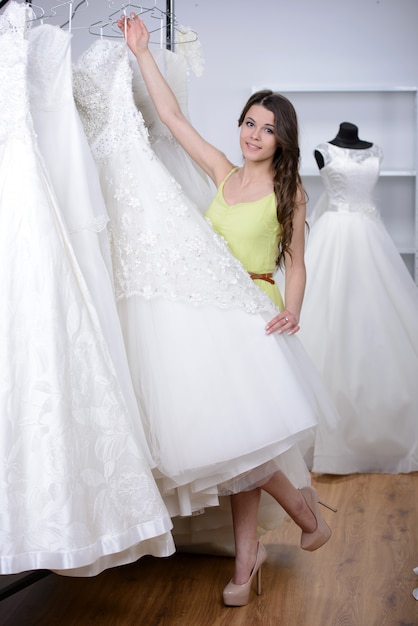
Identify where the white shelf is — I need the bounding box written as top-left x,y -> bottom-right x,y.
254,85 -> 417,93
399,248 -> 416,255
301,170 -> 417,178
380,170 -> 416,177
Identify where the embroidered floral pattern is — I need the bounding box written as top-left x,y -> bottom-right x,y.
314,142 -> 384,221
73,40 -> 277,316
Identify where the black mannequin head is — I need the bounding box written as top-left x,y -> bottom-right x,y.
329,122 -> 373,149
314,122 -> 373,168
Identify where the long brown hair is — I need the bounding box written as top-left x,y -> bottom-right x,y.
238,90 -> 306,269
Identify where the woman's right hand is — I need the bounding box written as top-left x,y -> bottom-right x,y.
117,14 -> 150,56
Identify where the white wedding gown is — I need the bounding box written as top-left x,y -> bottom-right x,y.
73,38 -> 339,547
300,142 -> 418,474
27,23 -> 150,465
0,2 -> 174,576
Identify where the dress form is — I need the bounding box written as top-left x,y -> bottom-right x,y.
300,136 -> 418,475
314,122 -> 373,169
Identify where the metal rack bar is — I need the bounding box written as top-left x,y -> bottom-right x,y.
0,571 -> 52,602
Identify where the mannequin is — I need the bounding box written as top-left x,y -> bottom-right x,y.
314,122 -> 373,169
299,122 -> 418,476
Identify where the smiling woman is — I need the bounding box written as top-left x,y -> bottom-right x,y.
104,13 -> 338,607
73,13 -> 340,608
100,14 -> 334,606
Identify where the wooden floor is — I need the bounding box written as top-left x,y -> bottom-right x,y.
1,473 -> 418,626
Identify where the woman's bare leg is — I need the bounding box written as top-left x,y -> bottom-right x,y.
261,470 -> 316,532
229,488 -> 261,584
229,470 -> 323,585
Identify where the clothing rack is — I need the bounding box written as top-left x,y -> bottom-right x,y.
0,1 -> 176,51
0,0 -> 175,603
0,571 -> 51,602
165,0 -> 174,50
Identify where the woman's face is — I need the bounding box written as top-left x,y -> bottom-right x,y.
239,104 -> 278,163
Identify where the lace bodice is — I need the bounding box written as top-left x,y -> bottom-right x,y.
73,39 -> 151,161
0,2 -> 33,144
73,41 -> 276,315
315,143 -> 383,218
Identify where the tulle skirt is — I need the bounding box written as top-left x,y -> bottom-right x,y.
299,209 -> 418,474
117,295 -> 338,517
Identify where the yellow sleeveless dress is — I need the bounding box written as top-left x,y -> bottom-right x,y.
205,168 -> 284,310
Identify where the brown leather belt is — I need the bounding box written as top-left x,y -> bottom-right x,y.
249,272 -> 275,285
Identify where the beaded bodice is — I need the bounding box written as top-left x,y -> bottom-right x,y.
73,39 -> 151,161
315,143 -> 383,219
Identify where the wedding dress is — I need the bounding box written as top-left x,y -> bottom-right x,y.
27,22 -> 150,467
73,37 -> 339,541
0,2 -> 174,576
300,142 -> 418,474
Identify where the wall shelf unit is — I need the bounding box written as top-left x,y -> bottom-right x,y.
253,86 -> 418,283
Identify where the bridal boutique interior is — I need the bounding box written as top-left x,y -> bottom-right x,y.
1,0 -> 418,624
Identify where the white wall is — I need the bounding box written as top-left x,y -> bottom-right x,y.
172,0 -> 418,279
5,0 -> 417,274
22,0 -> 418,163
174,0 -> 418,164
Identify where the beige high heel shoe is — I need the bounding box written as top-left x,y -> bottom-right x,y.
223,542 -> 267,607
299,486 -> 337,552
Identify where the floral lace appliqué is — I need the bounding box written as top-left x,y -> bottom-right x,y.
74,40 -> 276,316
315,143 -> 384,222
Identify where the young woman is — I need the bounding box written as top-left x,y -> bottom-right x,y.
115,14 -> 337,607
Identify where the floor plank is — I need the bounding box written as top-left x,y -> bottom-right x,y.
1,473 -> 417,626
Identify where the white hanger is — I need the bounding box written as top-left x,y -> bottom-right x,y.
55,0 -> 89,32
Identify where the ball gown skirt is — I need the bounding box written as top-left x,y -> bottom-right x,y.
300,143 -> 418,474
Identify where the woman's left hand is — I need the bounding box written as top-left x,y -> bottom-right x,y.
265,310 -> 300,335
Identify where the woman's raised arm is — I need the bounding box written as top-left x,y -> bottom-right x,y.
118,14 -> 232,185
